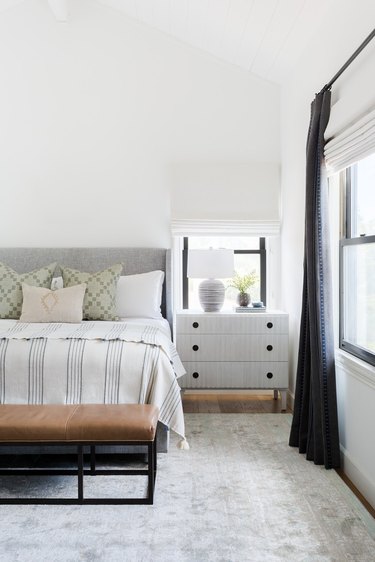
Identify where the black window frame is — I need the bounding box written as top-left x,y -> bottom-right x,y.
339,166 -> 375,366
182,236 -> 267,309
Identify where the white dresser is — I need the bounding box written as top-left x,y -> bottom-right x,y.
176,310 -> 289,410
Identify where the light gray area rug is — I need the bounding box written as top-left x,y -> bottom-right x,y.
0,414 -> 374,562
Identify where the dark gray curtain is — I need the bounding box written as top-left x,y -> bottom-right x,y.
289,90 -> 341,469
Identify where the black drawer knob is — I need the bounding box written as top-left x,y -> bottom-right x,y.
267,345 -> 273,351
192,372 -> 199,379
192,345 -> 199,351
192,322 -> 199,328
266,372 -> 273,379
267,322 -> 273,329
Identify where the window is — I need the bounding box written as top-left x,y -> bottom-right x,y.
340,153 -> 375,366
182,236 -> 266,310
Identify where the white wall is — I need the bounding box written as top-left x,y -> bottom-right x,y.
0,0 -> 280,248
280,4 -> 375,506
170,163 -> 280,221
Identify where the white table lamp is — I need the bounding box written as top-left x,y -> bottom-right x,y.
187,249 -> 234,312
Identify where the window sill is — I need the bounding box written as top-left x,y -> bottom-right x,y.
335,349 -> 375,390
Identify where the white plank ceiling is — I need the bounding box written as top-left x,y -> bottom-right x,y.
97,0 -> 337,83
0,0 -> 338,83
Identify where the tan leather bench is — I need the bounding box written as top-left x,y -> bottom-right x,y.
0,404 -> 159,505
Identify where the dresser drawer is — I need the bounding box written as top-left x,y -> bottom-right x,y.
177,334 -> 288,362
176,314 -> 288,335
179,362 -> 288,389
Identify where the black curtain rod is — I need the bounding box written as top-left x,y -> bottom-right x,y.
319,27 -> 375,94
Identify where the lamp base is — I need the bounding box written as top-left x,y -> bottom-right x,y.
199,279 -> 225,312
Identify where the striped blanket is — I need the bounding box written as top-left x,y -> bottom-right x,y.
0,321 -> 186,442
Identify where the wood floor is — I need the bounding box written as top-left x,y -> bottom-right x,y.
182,392 -> 291,413
336,469 -> 375,519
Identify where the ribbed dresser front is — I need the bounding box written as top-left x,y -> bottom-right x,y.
176,311 -> 289,409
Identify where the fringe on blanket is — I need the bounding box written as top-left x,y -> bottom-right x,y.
177,438 -> 190,450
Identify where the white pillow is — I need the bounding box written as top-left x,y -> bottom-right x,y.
116,271 -> 164,319
51,276 -> 63,290
20,283 -> 86,323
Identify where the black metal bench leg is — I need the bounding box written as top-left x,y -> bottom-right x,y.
153,435 -> 157,484
147,442 -> 154,504
90,445 -> 96,474
0,439 -> 157,504
77,445 -> 84,502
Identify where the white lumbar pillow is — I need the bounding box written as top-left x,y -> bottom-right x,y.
116,271 -> 164,319
20,283 -> 87,323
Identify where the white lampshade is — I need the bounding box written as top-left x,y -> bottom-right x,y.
187,249 -> 234,279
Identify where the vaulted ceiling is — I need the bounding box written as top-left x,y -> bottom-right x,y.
0,0 -> 339,83
98,0 -> 338,83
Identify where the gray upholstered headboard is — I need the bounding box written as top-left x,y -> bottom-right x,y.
0,248 -> 172,329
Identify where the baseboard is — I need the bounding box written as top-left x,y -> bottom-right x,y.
340,444 -> 375,510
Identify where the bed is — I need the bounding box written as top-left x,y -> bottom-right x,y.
0,248 -> 186,453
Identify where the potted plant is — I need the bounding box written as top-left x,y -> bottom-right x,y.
228,271 -> 258,307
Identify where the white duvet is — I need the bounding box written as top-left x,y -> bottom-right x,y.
0,320 -> 186,442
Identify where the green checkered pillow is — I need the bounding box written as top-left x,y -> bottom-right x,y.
0,262 -> 57,319
61,264 -> 122,320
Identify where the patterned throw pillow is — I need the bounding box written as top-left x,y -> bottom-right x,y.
20,283 -> 87,323
61,264 -> 123,320
0,262 -> 57,319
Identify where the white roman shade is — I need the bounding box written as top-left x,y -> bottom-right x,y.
169,162 -> 280,236
325,106 -> 375,175
171,219 -> 280,237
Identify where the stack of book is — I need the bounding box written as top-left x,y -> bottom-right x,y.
235,306 -> 266,313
